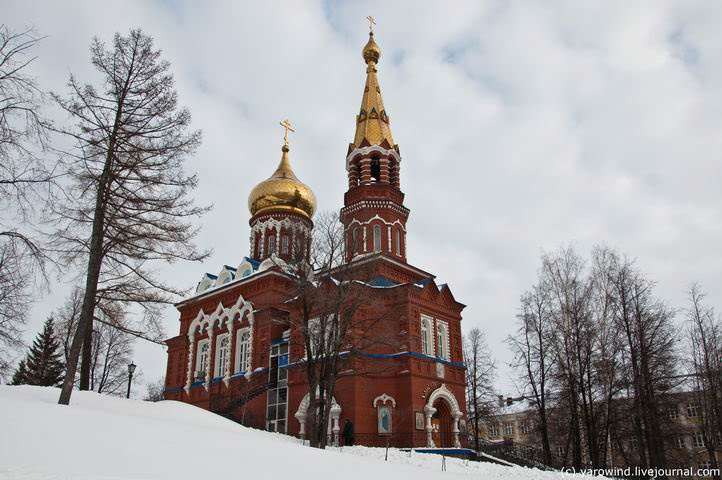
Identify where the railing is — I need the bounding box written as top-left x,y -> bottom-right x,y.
208,373 -> 275,418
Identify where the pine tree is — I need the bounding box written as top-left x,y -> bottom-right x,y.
10,359 -> 28,385
24,318 -> 65,386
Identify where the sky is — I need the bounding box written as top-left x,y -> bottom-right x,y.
4,0 -> 722,395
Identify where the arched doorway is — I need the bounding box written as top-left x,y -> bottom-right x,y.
424,384 -> 463,448
431,399 -> 453,448
294,391 -> 342,445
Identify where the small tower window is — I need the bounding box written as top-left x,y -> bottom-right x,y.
373,225 -> 381,252
268,236 -> 276,255
395,228 -> 401,256
370,158 -> 380,183
281,235 -> 289,255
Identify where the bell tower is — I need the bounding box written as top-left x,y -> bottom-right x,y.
341,25 -> 409,263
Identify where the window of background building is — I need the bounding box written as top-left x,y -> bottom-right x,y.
503,423 -> 514,436
687,404 -> 701,417
693,432 -> 705,448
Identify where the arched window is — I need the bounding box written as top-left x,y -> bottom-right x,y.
281,235 -> 289,255
268,235 -> 276,255
373,224 -> 381,252
420,315 -> 433,355
395,228 -> 401,256
196,340 -> 209,380
215,335 -> 229,377
235,329 -> 251,373
370,158 -> 380,183
436,321 -> 449,360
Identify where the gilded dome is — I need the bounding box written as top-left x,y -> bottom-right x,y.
362,32 -> 381,64
248,145 -> 316,219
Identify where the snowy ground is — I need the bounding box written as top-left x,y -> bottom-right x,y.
0,386 -> 595,479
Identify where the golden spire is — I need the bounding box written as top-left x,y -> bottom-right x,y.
247,120 -> 316,219
352,20 -> 395,151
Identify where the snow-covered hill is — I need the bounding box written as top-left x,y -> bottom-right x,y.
0,386 -> 587,479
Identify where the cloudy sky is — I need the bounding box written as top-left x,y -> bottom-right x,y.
5,0 -> 722,394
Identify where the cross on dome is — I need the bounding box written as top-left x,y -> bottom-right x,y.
280,119 -> 295,147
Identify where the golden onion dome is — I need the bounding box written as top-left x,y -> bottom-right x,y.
362,32 -> 381,64
247,144 -> 316,219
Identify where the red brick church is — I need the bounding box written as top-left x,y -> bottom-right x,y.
163,28 -> 467,449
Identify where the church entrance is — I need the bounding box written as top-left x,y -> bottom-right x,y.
431,399 -> 453,448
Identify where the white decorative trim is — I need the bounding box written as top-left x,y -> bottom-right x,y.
435,319 -> 450,361
373,393 -> 396,408
346,214 -> 406,233
184,294 -> 255,393
420,314 -> 434,356
295,390 -> 342,442
424,384 -> 463,448
346,145 -> 401,170
341,201 -> 409,219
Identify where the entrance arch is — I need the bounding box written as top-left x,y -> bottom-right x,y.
294,391 -> 342,445
423,384 -> 463,448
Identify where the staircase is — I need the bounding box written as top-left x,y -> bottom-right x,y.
209,372 -> 276,424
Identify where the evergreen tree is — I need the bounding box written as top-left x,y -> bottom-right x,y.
10,359 -> 28,385
24,318 -> 65,386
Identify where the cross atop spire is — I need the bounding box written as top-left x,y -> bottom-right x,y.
280,119 -> 295,147
366,15 -> 375,33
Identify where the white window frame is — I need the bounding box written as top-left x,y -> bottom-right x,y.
235,328 -> 251,373
214,334 -> 229,378
488,423 -> 498,438
693,432 -> 705,448
281,235 -> 289,255
687,404 -> 701,417
436,320 -> 450,360
196,339 -> 210,379
268,235 -> 276,255
420,315 -> 434,356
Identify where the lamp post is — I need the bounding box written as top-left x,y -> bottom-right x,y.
126,362 -> 136,399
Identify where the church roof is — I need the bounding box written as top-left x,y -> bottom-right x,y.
350,31 -> 397,152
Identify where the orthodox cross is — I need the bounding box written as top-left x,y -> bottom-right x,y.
280,119 -> 295,146
366,16 -> 375,33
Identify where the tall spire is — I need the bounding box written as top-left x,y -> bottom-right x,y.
351,25 -> 396,152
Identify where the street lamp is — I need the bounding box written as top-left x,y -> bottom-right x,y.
126,362 -> 136,399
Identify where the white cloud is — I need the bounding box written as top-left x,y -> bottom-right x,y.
4,0 -> 722,392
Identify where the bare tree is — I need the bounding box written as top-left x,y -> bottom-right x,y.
686,283 -> 722,480
144,376 -> 165,402
51,29 -> 209,405
508,281 -> 555,465
606,251 -> 677,471
285,211 -> 397,449
55,287 -> 134,395
463,327 -> 496,452
0,25 -> 55,379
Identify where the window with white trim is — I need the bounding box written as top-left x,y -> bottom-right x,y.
235,329 -> 251,373
436,320 -> 449,360
268,236 -> 276,255
214,334 -> 229,377
488,423 -> 498,437
281,235 -> 289,255
693,432 -> 705,448
687,404 -> 701,417
196,339 -> 209,379
373,224 -> 381,252
395,228 -> 401,256
420,315 -> 433,355
503,423 -> 514,436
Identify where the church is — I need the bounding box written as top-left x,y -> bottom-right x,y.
163,27 -> 468,449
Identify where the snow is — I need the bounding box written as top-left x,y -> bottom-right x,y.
0,385 -> 599,480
